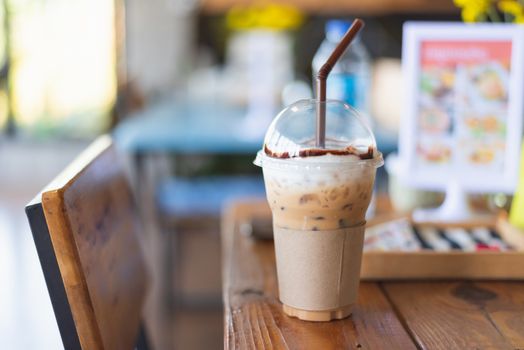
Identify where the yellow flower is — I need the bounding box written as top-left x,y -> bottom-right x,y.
454,0 -> 492,22
462,6 -> 481,21
498,0 -> 524,23
454,0 -> 490,9
226,4 -> 304,31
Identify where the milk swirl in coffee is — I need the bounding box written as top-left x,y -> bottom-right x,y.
263,146 -> 376,231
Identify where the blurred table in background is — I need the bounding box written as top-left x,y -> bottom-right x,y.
113,99 -> 266,218
222,199 -> 524,349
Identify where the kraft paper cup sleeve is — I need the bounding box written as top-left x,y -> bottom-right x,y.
273,224 -> 366,312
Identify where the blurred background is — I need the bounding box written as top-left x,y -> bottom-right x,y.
1,0 -> 506,348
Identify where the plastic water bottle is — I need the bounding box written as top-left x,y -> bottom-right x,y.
312,20 -> 372,126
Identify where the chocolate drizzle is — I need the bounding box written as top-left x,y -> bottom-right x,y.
264,144 -> 374,160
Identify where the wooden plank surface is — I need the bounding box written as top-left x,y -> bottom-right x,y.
382,282 -> 524,349
42,136 -> 148,350
223,200 -> 524,349
222,201 -> 416,349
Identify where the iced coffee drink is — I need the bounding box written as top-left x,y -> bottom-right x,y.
255,99 -> 383,321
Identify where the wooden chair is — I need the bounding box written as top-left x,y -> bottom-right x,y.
25,135 -> 151,350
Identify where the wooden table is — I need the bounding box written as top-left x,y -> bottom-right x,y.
222,200 -> 524,349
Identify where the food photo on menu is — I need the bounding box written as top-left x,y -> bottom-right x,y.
415,40 -> 512,171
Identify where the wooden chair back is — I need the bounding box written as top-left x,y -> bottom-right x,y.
26,135 -> 149,350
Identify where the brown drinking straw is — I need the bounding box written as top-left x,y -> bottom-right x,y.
315,19 -> 365,148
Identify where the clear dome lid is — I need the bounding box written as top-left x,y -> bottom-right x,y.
256,99 -> 380,165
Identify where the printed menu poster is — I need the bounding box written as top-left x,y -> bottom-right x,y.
415,40 -> 511,173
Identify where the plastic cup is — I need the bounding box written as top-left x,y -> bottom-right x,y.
254,99 -> 383,321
